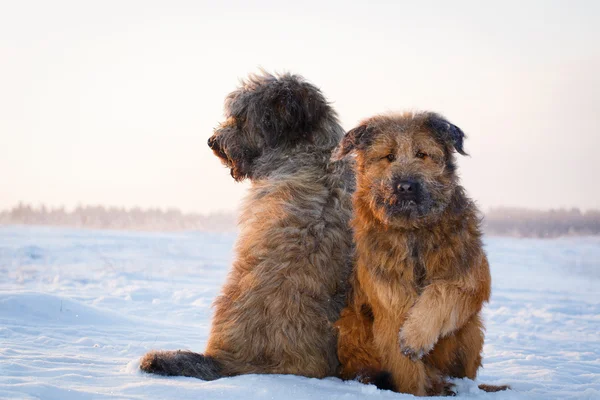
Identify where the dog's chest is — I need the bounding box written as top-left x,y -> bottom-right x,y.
360,233 -> 427,308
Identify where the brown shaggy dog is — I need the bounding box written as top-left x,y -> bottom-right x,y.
139,72 -> 354,379
333,112 -> 507,395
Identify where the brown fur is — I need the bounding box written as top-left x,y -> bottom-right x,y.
334,112 -> 508,395
140,72 -> 354,380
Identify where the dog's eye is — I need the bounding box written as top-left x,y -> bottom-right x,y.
385,154 -> 396,162
415,151 -> 428,159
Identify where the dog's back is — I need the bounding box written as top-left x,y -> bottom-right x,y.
141,72 -> 353,379
209,152 -> 353,376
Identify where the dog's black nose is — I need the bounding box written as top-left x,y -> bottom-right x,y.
207,136 -> 218,149
396,180 -> 418,193
397,182 -> 414,193
394,179 -> 420,199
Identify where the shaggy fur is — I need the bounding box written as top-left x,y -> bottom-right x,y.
334,112 -> 508,395
140,72 -> 354,379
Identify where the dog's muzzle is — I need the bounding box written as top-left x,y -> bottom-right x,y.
207,136 -> 219,150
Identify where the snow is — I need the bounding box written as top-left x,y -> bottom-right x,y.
0,226 -> 598,399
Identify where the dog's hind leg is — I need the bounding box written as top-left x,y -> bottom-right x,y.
427,314 -> 509,393
140,350 -> 222,380
426,313 -> 484,380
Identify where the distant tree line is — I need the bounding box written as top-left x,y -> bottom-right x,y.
483,207 -> 600,238
1,203 -> 599,238
0,203 -> 236,232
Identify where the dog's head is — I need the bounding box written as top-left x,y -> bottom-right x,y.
333,112 -> 467,227
208,71 -> 332,181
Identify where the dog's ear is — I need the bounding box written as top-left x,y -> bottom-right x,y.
332,125 -> 372,161
427,114 -> 468,156
225,72 -> 331,148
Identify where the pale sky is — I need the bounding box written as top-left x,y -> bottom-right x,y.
1,0 -> 598,214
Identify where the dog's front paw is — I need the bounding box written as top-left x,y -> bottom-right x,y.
398,325 -> 436,361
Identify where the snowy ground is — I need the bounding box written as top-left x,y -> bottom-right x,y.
0,226 -> 598,400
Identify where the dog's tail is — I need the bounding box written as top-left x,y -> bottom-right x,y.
478,383 -> 511,392
140,350 -> 222,380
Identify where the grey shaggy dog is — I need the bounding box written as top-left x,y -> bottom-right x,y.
140,72 -> 354,379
